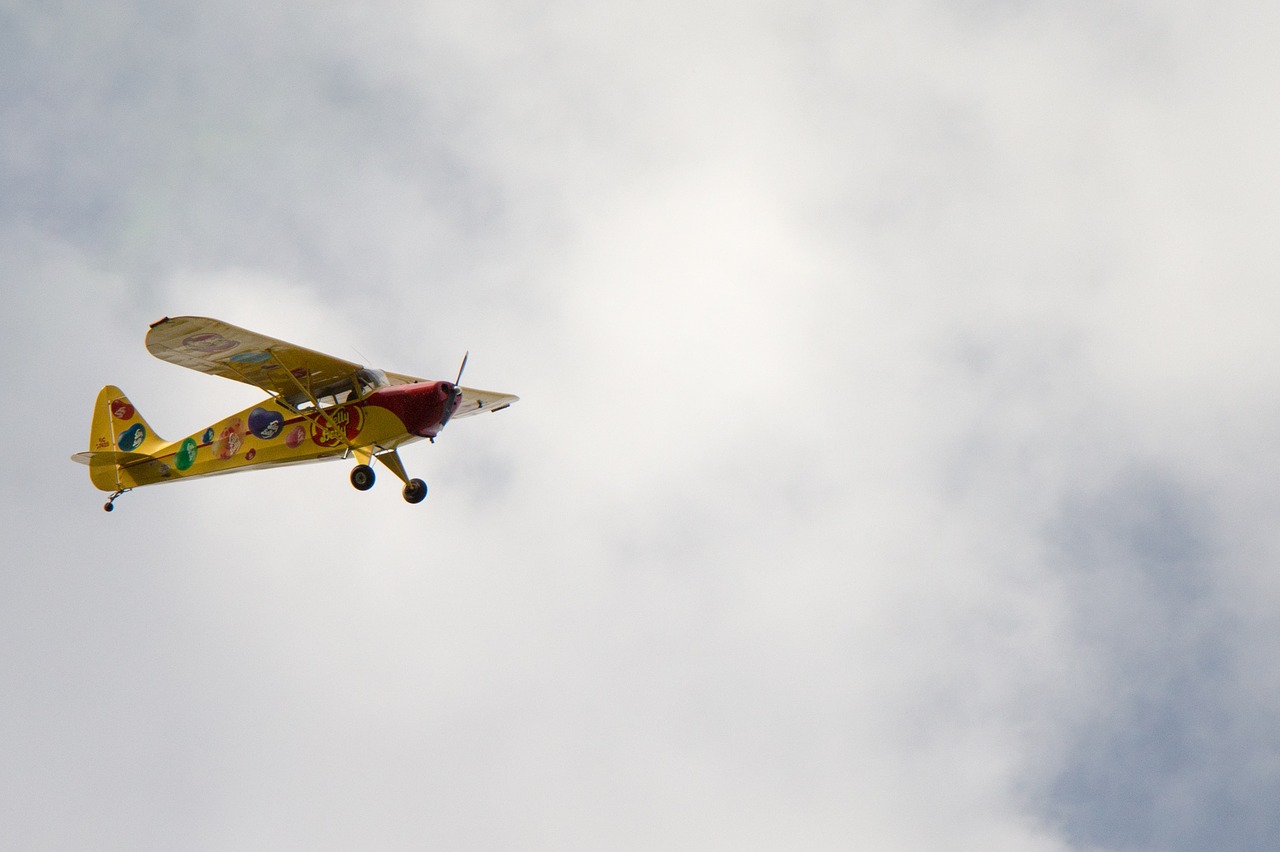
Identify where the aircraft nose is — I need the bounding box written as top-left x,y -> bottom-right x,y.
439,382 -> 463,425
366,379 -> 462,438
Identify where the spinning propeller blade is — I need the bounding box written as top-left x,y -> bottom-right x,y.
440,351 -> 469,428
454,351 -> 469,386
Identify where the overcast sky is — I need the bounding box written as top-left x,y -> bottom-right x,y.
6,1 -> 1280,849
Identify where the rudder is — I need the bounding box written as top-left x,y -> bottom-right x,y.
86,386 -> 165,491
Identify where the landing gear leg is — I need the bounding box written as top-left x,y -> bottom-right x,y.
374,449 -> 429,505
104,489 -> 130,512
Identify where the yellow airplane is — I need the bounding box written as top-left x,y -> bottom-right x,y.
72,316 -> 518,511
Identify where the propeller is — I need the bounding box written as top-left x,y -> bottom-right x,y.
454,351 -> 469,387
440,351 -> 468,427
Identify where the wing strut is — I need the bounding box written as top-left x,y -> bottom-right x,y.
268,349 -> 367,458
271,349 -> 322,410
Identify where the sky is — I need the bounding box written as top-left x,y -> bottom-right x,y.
4,0 -> 1280,849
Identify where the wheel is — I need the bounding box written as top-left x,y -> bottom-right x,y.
403,478 -> 427,504
103,502 -> 114,512
350,464 -> 375,491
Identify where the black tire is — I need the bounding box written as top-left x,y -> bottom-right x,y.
103,503 -> 114,512
350,464 -> 376,491
403,478 -> 427,504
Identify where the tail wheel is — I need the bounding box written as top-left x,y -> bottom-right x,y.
350,464 -> 376,491
403,478 -> 427,504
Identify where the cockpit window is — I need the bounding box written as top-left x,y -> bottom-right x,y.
285,369 -> 388,411
356,368 -> 389,395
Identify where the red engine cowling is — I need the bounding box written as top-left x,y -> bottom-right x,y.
365,381 -> 461,438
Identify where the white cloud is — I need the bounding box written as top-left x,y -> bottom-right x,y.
6,1 -> 1280,849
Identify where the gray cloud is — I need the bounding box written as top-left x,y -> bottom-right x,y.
5,1 -> 1280,849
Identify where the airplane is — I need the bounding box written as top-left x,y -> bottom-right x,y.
72,316 -> 518,511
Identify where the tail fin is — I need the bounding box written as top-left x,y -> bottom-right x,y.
90,386 -> 165,453
80,386 -> 166,491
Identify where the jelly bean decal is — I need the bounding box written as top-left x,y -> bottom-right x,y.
182,332 -> 238,353
230,350 -> 271,364
110,399 -> 135,420
117,423 -> 146,451
284,424 -> 306,448
202,427 -> 215,444
213,419 -> 247,460
174,437 -> 198,470
247,407 -> 285,440
310,406 -> 364,448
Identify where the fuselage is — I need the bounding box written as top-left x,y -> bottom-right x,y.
104,380 -> 459,490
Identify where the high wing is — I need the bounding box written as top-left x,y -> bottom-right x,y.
146,316 -> 379,405
453,386 -> 520,418
146,316 -> 519,415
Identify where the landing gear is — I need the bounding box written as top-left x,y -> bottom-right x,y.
103,489 -> 129,512
350,451 -> 429,504
350,464 -> 375,491
403,478 -> 427,504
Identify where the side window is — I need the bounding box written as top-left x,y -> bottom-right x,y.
356,368 -> 389,395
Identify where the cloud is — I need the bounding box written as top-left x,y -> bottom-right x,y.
6,1 -> 1280,849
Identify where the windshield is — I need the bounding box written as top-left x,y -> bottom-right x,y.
285,368 -> 390,411
356,368 -> 389,395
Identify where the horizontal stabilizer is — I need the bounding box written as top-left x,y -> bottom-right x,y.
71,451 -> 153,467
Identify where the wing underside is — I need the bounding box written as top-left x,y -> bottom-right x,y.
146,316 -> 400,406
453,387 -> 519,418
145,316 -> 517,415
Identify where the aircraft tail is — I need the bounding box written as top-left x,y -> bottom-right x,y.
75,386 -> 167,491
